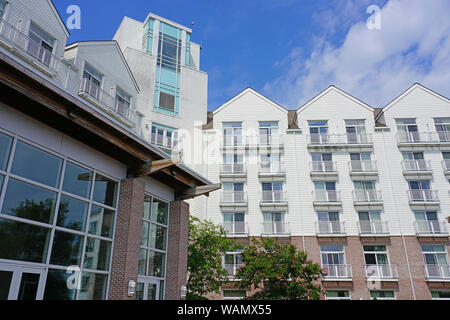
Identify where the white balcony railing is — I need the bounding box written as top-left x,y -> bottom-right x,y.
261,191 -> 287,204
424,265 -> 450,281
408,190 -> 439,203
358,221 -> 390,235
150,133 -> 179,151
223,135 -> 244,147
353,190 -> 383,203
220,191 -> 247,205
349,160 -> 378,173
79,78 -> 136,123
442,160 -> 450,172
0,18 -> 61,74
316,221 -> 346,235
224,221 -> 248,236
311,161 -> 337,173
323,264 -> 353,279
258,134 -> 283,146
308,133 -> 373,146
365,265 -> 398,280
221,163 -> 246,175
313,190 -> 341,203
262,222 -> 290,235
414,221 -> 449,235
397,132 -> 450,144
402,160 -> 432,172
224,263 -> 243,277
259,161 -> 285,174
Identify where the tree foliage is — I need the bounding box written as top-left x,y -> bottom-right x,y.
187,216 -> 234,299
235,238 -> 326,300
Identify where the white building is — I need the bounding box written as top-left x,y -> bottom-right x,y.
197,85 -> 450,301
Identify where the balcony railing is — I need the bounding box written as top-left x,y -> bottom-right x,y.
259,161 -> 285,175
258,134 -> 283,146
365,265 -> 398,280
349,160 -> 378,173
308,133 -> 373,146
0,18 -> 61,74
261,222 -> 290,235
442,160 -> 450,173
221,163 -> 246,175
414,221 -> 449,235
358,221 -> 390,235
402,160 -> 432,173
224,263 -> 243,277
224,221 -> 248,236
150,133 -> 179,151
311,161 -> 337,173
424,265 -> 450,281
261,191 -> 287,204
223,135 -> 244,147
220,191 -> 247,205
397,132 -> 450,144
79,78 -> 136,123
316,221 -> 346,235
408,190 -> 439,203
313,190 -> 341,203
353,190 -> 383,203
323,264 -> 353,279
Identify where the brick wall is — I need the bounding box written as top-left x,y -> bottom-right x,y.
108,178 -> 145,300
165,200 -> 190,300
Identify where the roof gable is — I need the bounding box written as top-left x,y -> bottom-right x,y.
213,88 -> 288,116
48,0 -> 70,37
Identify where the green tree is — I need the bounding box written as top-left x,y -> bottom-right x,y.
187,216 -> 235,299
235,238 -> 326,300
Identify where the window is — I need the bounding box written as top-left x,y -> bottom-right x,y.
222,183 -> 245,203
0,136 -> 118,300
139,195 -> 169,280
364,246 -> 393,279
223,290 -> 247,300
317,212 -> 341,234
370,291 -> 395,300
431,291 -> 450,300
151,124 -> 179,151
402,152 -> 427,171
311,153 -> 333,172
224,251 -> 243,277
27,22 -> 55,66
326,290 -> 350,300
314,182 -> 337,202
158,92 -> 175,112
396,119 -> 419,142
0,132 -> 13,171
422,245 -> 449,279
82,64 -> 103,99
0,0 -> 6,18
223,122 -> 243,146
354,181 -> 379,201
345,120 -> 367,143
309,120 -> 328,143
223,212 -> 245,235
435,118 -> 450,142
157,32 -> 181,71
415,211 -> 441,234
259,121 -> 279,145
260,153 -> 282,173
409,180 -> 433,201
359,211 -> 384,234
262,182 -> 284,202
443,152 -> 450,170
222,154 -> 244,174
350,153 -> 374,172
263,212 -> 286,234
115,88 -> 132,119
320,245 -> 347,278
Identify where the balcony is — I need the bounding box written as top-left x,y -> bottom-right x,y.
223,135 -> 244,148
79,78 -> 136,126
220,191 -> 248,207
313,190 -> 342,207
365,265 -> 398,281
224,221 -> 248,237
322,264 -> 353,280
220,163 -> 246,178
258,161 -> 285,178
424,265 -> 450,281
353,190 -> 383,206
397,132 -> 450,147
358,221 -> 390,236
224,263 -> 243,278
402,160 -> 433,178
442,160 -> 450,177
408,190 -> 439,206
150,133 -> 179,153
261,222 -> 290,236
316,221 -> 346,236
260,191 -> 288,207
414,221 -> 449,237
307,133 -> 373,149
0,18 -> 61,76
258,134 -> 283,147
349,161 -> 378,177
310,161 -> 338,180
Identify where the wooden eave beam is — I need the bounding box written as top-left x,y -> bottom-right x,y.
177,183 -> 222,200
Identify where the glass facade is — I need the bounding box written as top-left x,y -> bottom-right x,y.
0,131 -> 119,300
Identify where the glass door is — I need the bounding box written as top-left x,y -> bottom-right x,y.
136,277 -> 160,300
0,263 -> 45,300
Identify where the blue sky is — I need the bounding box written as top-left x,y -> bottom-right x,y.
53,0 -> 450,111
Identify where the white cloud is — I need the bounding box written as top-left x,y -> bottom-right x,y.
263,0 -> 450,109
